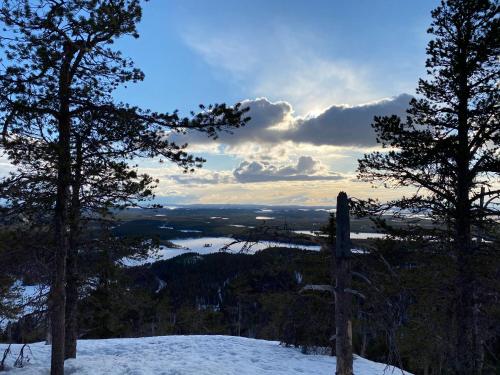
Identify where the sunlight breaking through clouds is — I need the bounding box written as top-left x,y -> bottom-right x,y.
138,94 -> 413,204
183,25 -> 380,115
174,94 -> 412,148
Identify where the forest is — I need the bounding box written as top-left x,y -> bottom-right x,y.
0,1 -> 499,375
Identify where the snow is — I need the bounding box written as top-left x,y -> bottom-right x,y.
294,230 -> 387,239
350,232 -> 387,239
0,335 -> 411,375
294,230 -> 328,237
122,237 -> 321,266
158,227 -> 202,233
121,231 -> 387,267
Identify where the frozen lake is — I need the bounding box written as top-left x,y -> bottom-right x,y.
123,236 -> 321,266
123,231 -> 386,266
294,230 -> 387,239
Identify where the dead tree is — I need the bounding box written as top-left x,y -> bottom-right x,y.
0,344 -> 11,372
335,192 -> 353,375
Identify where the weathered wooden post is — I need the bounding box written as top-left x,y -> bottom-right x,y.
335,191 -> 353,375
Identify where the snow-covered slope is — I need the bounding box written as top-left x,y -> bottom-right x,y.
0,335 -> 411,374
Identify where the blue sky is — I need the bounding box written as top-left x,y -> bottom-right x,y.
109,0 -> 441,206
0,0 -> 441,205
115,0 -> 436,114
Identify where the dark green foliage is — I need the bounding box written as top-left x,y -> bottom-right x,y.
357,1 -> 499,373
0,272 -> 21,328
7,231 -> 497,374
74,248 -> 334,345
0,1 -> 249,369
0,227 -> 52,326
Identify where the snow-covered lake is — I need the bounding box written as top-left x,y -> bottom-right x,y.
122,231 -> 387,266
294,230 -> 387,239
123,237 -> 321,266
0,335 -> 412,375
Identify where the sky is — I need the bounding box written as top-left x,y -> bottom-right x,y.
2,0 -> 442,206
109,0 -> 442,206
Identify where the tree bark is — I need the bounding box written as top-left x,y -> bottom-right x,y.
51,42 -> 75,375
455,200 -> 476,375
64,249 -> 77,359
45,317 -> 52,345
360,327 -> 368,358
65,135 -> 82,360
50,113 -> 70,375
334,192 -> 353,375
454,31 -> 478,375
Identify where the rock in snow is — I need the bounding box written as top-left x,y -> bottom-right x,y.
0,335 -> 411,374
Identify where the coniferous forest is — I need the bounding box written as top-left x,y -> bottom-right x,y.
0,1 -> 498,375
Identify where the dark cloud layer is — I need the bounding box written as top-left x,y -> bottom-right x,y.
176,94 -> 412,148
287,93 -> 412,146
173,98 -> 291,145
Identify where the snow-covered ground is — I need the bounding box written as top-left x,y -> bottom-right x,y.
0,335 -> 411,374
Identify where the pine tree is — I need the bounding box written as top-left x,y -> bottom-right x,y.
358,1 -> 499,373
0,1 -> 249,374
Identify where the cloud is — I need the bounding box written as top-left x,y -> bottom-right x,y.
165,155 -> 344,185
233,156 -> 344,183
286,93 -> 412,146
177,94 -> 411,149
213,97 -> 293,145
170,170 -> 233,185
173,97 -> 292,147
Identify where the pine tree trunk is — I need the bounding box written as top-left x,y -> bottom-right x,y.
472,187 -> 486,372
360,328 -> 367,358
454,199 -> 478,375
334,192 -> 353,375
51,118 -> 71,374
455,216 -> 475,375
453,39 -> 480,374
51,44 -> 75,375
51,125 -> 70,375
46,317 -> 52,345
64,248 -> 78,359
65,135 -> 82,360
